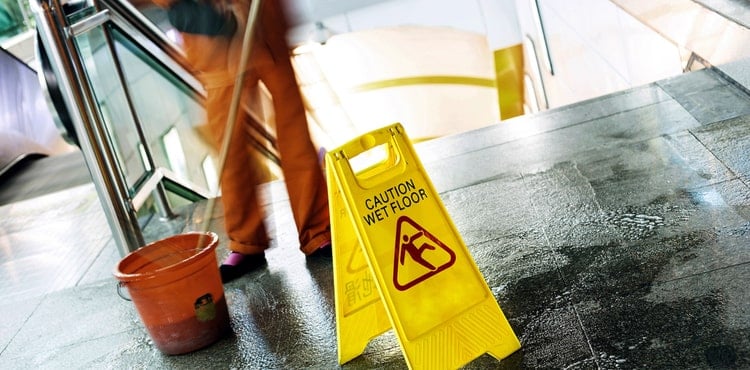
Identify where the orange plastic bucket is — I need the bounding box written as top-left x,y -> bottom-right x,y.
114,232 -> 230,355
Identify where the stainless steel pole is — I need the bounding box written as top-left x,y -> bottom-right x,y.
32,0 -> 145,255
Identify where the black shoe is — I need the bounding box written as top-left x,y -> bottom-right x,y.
220,252 -> 267,283
306,242 -> 332,259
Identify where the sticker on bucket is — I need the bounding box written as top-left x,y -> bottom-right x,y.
195,293 -> 217,322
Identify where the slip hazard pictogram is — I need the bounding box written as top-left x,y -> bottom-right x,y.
328,124 -> 520,368
393,216 -> 456,290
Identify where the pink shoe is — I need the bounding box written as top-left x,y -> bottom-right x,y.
219,252 -> 266,283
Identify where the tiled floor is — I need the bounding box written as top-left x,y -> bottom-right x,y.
1,66 -> 749,368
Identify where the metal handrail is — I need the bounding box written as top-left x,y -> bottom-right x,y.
99,0 -> 279,160
97,0 -> 202,94
530,0 -> 554,76
523,34 -> 549,110
99,0 -> 188,67
33,0 -> 284,255
32,0 -> 145,255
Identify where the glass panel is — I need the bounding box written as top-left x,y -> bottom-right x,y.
109,25 -> 215,192
202,156 -> 218,194
162,126 -> 187,178
0,0 -> 33,42
73,23 -> 148,193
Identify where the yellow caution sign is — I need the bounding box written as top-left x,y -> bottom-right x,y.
326,123 -> 520,369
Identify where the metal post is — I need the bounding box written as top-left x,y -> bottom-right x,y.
32,0 -> 145,255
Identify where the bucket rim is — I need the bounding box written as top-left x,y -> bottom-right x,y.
113,231 -> 218,283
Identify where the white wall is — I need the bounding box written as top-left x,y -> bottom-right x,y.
287,0 -> 526,144
515,0 -> 683,108
290,0 -> 684,111
288,0 -> 522,50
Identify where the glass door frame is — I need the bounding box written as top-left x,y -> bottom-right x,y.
32,0 -> 211,256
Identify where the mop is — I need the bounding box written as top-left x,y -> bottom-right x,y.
113,4 -> 266,353
197,0 -> 263,250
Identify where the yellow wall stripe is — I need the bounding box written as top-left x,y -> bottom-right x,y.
346,43 -> 525,121
350,76 -> 496,93
493,43 -> 525,120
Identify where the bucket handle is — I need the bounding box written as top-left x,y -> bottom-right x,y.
116,282 -> 132,301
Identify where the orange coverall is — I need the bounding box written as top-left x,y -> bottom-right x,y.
159,0 -> 330,255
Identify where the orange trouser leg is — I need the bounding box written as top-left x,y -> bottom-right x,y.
199,0 -> 329,255
263,68 -> 331,254
254,6 -> 330,254
205,82 -> 270,255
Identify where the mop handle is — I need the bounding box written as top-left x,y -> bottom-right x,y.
197,0 -> 263,250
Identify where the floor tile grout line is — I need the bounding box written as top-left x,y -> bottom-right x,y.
657,67 -> 750,127
520,170 -> 602,369
0,294 -> 47,357
712,64 -> 750,97
655,260 -> 750,285
75,236 -> 116,287
436,109 -> 732,197
421,96 -> 678,166
685,129 -> 743,186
